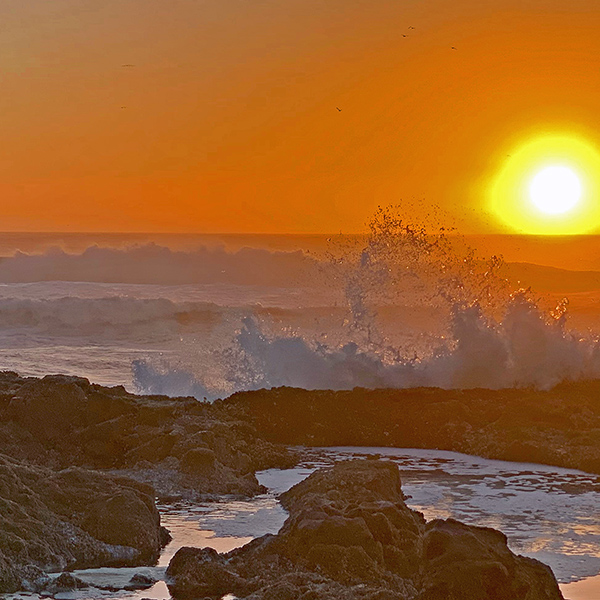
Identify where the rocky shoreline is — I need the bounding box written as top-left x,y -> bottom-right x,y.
220,382 -> 600,475
0,454 -> 168,593
0,372 -> 589,597
0,372 -> 294,593
0,372 -> 296,501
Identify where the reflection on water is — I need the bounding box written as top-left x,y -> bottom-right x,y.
2,447 -> 599,600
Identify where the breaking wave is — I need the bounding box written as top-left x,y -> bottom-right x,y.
0,297 -> 229,341
133,297 -> 600,400
133,206 -> 600,400
0,244 -> 318,286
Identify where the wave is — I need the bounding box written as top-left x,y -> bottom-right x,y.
0,244 -> 319,286
3,240 -> 600,295
1,208 -> 597,398
0,295 -> 351,346
133,294 -> 600,400
0,297 -> 227,340
132,207 -> 600,399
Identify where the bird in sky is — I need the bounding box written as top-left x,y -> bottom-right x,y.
121,64 -> 135,68
336,107 -> 342,112
451,46 -> 457,50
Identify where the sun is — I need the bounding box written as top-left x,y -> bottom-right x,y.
490,134 -> 600,235
529,165 -> 582,215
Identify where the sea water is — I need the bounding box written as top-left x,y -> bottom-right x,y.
3,231 -> 600,397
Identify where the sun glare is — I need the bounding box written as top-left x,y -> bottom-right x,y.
491,134 -> 600,235
529,166 -> 582,215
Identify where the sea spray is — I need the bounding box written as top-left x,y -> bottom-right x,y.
134,207 -> 600,399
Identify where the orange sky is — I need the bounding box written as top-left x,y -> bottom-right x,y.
2,0 -> 600,233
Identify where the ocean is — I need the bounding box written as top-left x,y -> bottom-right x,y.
1,231 -> 600,399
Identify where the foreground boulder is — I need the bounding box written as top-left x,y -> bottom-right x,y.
0,453 -> 168,593
166,460 -> 564,600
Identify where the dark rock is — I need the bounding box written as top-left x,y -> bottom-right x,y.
160,526 -> 173,546
0,551 -> 20,594
180,448 -> 217,475
40,573 -> 88,594
167,547 -> 250,598
418,518 -> 563,599
0,453 -> 164,593
220,383 -> 600,475
166,461 -> 564,600
127,572 -> 157,589
0,373 -> 296,501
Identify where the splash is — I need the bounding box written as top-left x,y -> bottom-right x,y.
133,206 -> 600,399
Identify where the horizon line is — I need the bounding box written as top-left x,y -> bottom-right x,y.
0,231 -> 598,238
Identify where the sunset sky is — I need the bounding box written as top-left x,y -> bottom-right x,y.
3,0 -> 600,233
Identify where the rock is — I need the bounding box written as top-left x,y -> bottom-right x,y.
0,373 -> 296,501
180,448 -> 217,475
0,453 -> 165,593
127,572 -> 157,589
0,551 -> 20,594
166,461 -> 564,600
160,526 -> 173,547
167,547 -> 249,598
221,383 -> 600,475
6,377 -> 91,442
40,573 -> 88,594
418,518 -> 563,599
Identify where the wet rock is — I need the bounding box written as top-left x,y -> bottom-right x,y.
418,518 -> 562,599
166,461 -> 564,600
221,383 -> 600,475
0,551 -> 20,594
0,373 -> 296,500
127,572 -> 157,589
0,453 -> 165,593
180,448 -> 217,475
40,573 -> 88,594
167,547 -> 250,598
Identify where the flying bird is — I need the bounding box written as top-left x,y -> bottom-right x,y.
408,26 -> 415,29
121,64 -> 135,68
336,107 -> 342,112
451,47 -> 457,50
